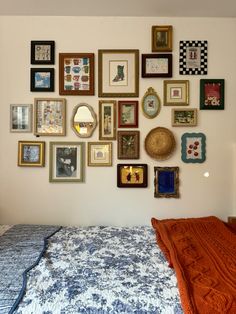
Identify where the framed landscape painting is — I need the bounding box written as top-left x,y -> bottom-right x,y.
117,164 -> 148,188
10,104 -> 32,132
172,108 -> 197,127
200,79 -> 224,110
118,100 -> 138,128
18,141 -> 45,167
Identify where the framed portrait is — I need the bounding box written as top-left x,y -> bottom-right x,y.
118,100 -> 138,128
163,80 -> 189,106
88,142 -> 112,166
141,87 -> 161,119
117,164 -> 148,188
154,166 -> 179,198
34,98 -> 66,136
30,68 -> 54,92
152,25 -> 173,52
18,141 -> 45,167
98,49 -> 139,97
179,40 -> 208,75
142,54 -> 172,78
181,133 -> 206,163
59,53 -> 94,95
49,142 -> 85,182
99,100 -> 116,140
10,104 -> 32,132
200,79 -> 224,110
172,108 -> 197,127
117,130 -> 140,159
31,40 -> 55,64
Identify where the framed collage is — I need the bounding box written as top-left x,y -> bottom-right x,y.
18,141 -> 45,167
117,164 -> 148,188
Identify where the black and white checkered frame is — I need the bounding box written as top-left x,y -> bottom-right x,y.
179,40 -> 208,75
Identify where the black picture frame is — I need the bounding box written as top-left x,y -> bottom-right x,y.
30,68 -> 55,92
200,79 -> 224,110
31,40 -> 55,65
142,54 -> 172,78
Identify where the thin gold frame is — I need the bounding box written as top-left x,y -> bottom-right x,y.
141,87 -> 161,119
163,80 -> 189,106
152,25 -> 173,52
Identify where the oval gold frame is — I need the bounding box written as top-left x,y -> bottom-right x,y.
141,87 -> 161,119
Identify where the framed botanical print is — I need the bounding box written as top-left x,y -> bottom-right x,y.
34,98 -> 66,136
98,49 -> 139,97
117,130 -> 140,159
200,79 -> 224,110
30,68 -> 54,92
10,104 -> 32,132
117,164 -> 148,188
152,25 -> 173,52
181,133 -> 206,163
154,166 -> 179,198
172,108 -> 197,127
141,87 -> 161,118
163,80 -> 189,106
88,142 -> 112,166
118,100 -> 138,128
49,142 -> 85,182
18,141 -> 45,167
31,40 -> 55,64
59,53 -> 95,95
99,100 -> 116,140
142,54 -> 172,78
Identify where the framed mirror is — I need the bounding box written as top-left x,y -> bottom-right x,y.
141,87 -> 161,119
71,103 -> 97,138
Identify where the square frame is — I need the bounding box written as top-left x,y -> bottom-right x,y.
200,79 -> 224,110
179,40 -> 208,75
152,25 -> 173,52
99,100 -> 117,140
18,141 -> 45,167
31,68 -> 54,92
10,104 -> 32,132
181,133 -> 206,163
118,100 -> 138,128
59,53 -> 95,95
98,49 -> 139,97
117,164 -> 148,188
163,80 -> 189,106
31,40 -> 55,65
154,166 -> 179,198
49,142 -> 85,182
88,142 -> 112,166
142,54 -> 172,78
117,130 -> 140,159
172,108 -> 197,127
34,98 -> 66,136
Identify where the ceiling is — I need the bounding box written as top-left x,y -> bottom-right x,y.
1,0 -> 236,17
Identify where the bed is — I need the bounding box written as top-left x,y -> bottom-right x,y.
0,216 -> 235,314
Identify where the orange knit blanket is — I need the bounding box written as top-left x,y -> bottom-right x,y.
151,216 -> 236,314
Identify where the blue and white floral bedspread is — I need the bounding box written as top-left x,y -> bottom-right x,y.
14,226 -> 183,314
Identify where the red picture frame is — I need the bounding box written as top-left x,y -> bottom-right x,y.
118,101 -> 138,128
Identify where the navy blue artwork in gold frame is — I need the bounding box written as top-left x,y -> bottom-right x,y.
154,166 -> 179,198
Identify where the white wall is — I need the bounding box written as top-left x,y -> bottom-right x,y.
0,16 -> 236,226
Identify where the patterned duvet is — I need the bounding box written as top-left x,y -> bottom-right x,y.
14,226 -> 183,314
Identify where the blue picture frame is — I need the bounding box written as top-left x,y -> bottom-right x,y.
30,68 -> 54,92
154,166 -> 179,198
181,133 -> 206,163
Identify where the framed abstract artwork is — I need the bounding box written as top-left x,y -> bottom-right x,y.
118,100 -> 138,128
141,87 -> 161,119
200,79 -> 224,110
31,40 -> 55,64
10,104 -> 32,132
172,108 -> 197,127
30,68 -> 54,92
152,25 -> 173,52
117,164 -> 148,188
88,142 -> 112,166
163,80 -> 189,106
142,54 -> 172,78
181,133 -> 206,163
99,100 -> 116,140
154,166 -> 179,198
117,130 -> 140,159
18,141 -> 45,167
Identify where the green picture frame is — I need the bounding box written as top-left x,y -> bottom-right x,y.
181,133 -> 206,163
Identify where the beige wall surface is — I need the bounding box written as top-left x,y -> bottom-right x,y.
0,16 -> 236,226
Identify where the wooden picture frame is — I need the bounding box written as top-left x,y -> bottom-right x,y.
49,142 -> 85,182
30,68 -> 54,92
163,80 -> 189,106
18,141 -> 45,167
172,108 -> 197,127
118,100 -> 138,128
10,104 -> 32,132
200,79 -> 224,110
154,166 -> 179,198
117,164 -> 148,188
181,133 -> 206,163
98,49 -> 139,97
99,100 -> 116,140
152,25 -> 173,52
31,40 -> 55,65
59,53 -> 95,95
141,87 -> 161,119
34,98 -> 66,136
142,54 -> 172,78
117,130 -> 140,159
88,142 -> 112,166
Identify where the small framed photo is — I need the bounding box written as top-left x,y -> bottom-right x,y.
141,87 -> 161,119
117,130 -> 140,159
179,40 -> 208,75
31,40 -> 55,65
142,54 -> 172,78
18,141 -> 45,167
152,25 -> 173,52
154,166 -> 179,198
181,133 -> 206,163
49,142 -> 85,182
34,98 -> 66,136
117,164 -> 148,188
99,100 -> 116,140
118,101 -> 138,128
88,142 -> 112,166
172,108 -> 197,127
163,80 -> 189,106
31,68 -> 54,92
98,49 -> 139,97
59,53 -> 94,95
200,79 -> 224,110
10,104 -> 32,132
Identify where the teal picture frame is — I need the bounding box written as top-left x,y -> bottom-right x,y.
200,79 -> 224,110
181,133 -> 206,163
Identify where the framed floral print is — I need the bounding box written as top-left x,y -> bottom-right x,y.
141,87 -> 161,118
117,130 -> 140,159
30,68 -> 54,92
117,164 -> 148,188
181,133 -> 206,163
88,142 -> 112,166
10,104 -> 32,132
142,54 -> 172,78
172,108 -> 197,127
98,49 -> 139,97
152,25 -> 173,52
99,100 -> 116,140
163,80 -> 189,106
31,40 -> 55,64
200,79 -> 224,110
118,100 -> 138,128
18,141 -> 45,167
154,166 -> 179,198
